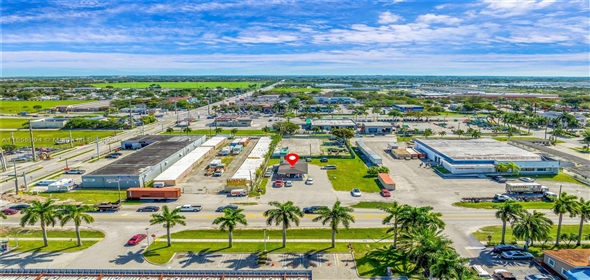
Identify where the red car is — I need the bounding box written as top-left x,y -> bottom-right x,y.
381,189 -> 391,197
126,234 -> 147,245
1,208 -> 18,215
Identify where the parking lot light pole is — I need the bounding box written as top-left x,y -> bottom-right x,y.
145,228 -> 150,252
263,229 -> 267,253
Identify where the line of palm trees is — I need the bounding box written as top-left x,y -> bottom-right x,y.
494,161 -> 521,175
494,192 -> 590,249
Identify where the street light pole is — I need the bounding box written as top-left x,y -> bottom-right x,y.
117,180 -> 122,203
263,229 -> 267,253
13,161 -> 18,194
145,228 -> 150,252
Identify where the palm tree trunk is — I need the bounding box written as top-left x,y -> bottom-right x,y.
75,224 -> 82,246
555,214 -> 563,246
331,229 -> 336,248
229,231 -> 233,248
282,223 -> 287,248
577,218 -> 584,246
393,224 -> 398,248
41,221 -> 48,247
501,221 -> 507,244
167,226 -> 171,247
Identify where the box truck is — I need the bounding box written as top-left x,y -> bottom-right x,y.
505,182 -> 549,194
126,188 -> 181,200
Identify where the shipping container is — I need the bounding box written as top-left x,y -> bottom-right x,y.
230,139 -> 240,147
238,137 -> 251,146
126,188 -> 181,200
232,145 -> 244,155
378,173 -> 396,190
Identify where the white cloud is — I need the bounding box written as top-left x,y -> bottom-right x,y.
378,11 -> 403,24
480,0 -> 557,17
416,14 -> 463,25
221,34 -> 299,44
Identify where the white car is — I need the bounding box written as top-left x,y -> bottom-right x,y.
519,177 -> 535,182
501,250 -> 534,260
305,178 -> 314,185
285,181 -> 293,187
351,188 -> 362,197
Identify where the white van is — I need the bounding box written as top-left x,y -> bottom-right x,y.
471,265 -> 492,279
229,189 -> 247,197
153,182 -> 166,188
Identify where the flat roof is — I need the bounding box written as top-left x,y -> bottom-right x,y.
393,104 -> 423,108
86,136 -> 204,176
311,119 -> 356,126
362,122 -> 392,127
416,139 -> 542,161
123,135 -> 198,143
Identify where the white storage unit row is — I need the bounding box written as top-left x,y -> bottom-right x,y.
230,137 -> 272,184
201,136 -> 227,149
153,146 -> 214,186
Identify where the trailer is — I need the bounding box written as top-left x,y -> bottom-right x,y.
219,147 -> 231,156
505,182 -> 549,194
238,137 -> 251,146
378,173 -> 396,190
232,145 -> 243,155
230,139 -> 240,147
126,188 -> 181,200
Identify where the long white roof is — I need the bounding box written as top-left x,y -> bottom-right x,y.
201,136 -> 227,147
231,137 -> 271,180
154,146 -> 213,181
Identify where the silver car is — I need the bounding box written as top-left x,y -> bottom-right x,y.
285,181 -> 293,187
519,177 -> 535,182
501,250 -> 534,260
351,188 -> 362,197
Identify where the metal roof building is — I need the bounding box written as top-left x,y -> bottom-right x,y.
153,146 -> 214,186
355,140 -> 382,165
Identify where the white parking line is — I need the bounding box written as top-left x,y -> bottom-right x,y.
334,254 -> 339,267
218,254 -> 227,267
283,253 -> 288,267
235,254 -> 243,268
317,253 -> 321,267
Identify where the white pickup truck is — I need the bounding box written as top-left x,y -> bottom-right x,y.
176,204 -> 203,212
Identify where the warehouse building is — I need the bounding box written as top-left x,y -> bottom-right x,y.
226,137 -> 272,191
81,135 -> 206,188
392,104 -> 424,112
356,140 -> 383,165
360,122 -> 393,134
310,119 -> 357,130
413,138 -> 560,175
152,146 -> 214,186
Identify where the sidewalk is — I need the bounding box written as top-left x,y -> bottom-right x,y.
161,238 -> 393,243
3,237 -> 102,241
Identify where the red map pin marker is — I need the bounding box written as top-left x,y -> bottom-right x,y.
285,153 -> 299,168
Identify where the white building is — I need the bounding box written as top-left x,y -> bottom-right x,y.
538,111 -> 588,127
414,139 -> 559,175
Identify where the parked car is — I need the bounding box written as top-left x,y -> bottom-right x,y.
9,204 -> 30,210
494,194 -> 512,202
519,177 -> 535,182
491,175 -> 507,183
525,274 -> 556,280
305,178 -> 314,185
303,206 -> 328,214
493,244 -> 523,253
471,265 -> 492,279
274,180 -> 284,187
493,269 -> 517,280
137,206 -> 160,212
126,234 -> 147,245
320,158 -> 328,162
284,181 -> 293,187
110,152 -> 123,156
64,169 -> 86,174
351,188 -> 362,197
216,205 -> 238,212
501,250 -> 534,260
1,208 -> 18,215
381,189 -> 391,197
105,154 -> 119,158
264,169 -> 273,177
322,165 -> 337,170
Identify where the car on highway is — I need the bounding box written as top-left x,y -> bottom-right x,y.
126,234 -> 147,245
494,194 -> 512,202
381,189 -> 391,197
305,178 -> 314,185
491,175 -> 507,183
492,244 -> 523,253
9,204 -> 30,210
284,181 -> 293,187
137,206 -> 160,212
351,188 -> 362,197
493,269 -> 517,280
216,205 -> 238,212
1,208 -> 18,215
303,206 -> 328,214
305,157 -> 312,162
500,250 -> 534,260
105,154 -> 119,158
110,152 -> 123,156
64,169 -> 86,174
519,177 -> 535,182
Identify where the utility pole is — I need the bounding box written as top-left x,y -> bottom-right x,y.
22,172 -> 27,190
129,100 -> 133,128
10,132 -> 15,146
29,120 -> 37,162
69,130 -> 74,148
0,152 -> 6,172
208,89 -> 211,115
13,161 -> 18,194
95,135 -> 100,159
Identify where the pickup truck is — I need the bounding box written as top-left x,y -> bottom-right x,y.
176,204 -> 203,212
95,202 -> 121,212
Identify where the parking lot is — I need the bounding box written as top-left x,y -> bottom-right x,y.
263,164 -> 338,206
468,247 -> 552,279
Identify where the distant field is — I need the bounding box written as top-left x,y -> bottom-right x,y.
0,130 -> 116,148
0,100 -> 92,114
92,82 -> 262,89
263,88 -> 319,94
0,118 -> 34,129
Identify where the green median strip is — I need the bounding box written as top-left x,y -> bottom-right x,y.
351,202 -> 396,209
168,228 -> 391,240
8,240 -> 98,253
0,229 -> 105,238
453,201 -> 555,210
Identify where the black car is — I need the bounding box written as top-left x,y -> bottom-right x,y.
492,244 -> 523,254
320,158 -> 328,162
491,175 -> 507,183
137,206 -> 160,212
303,206 -> 328,214
9,204 -> 30,210
105,154 -> 119,158
216,205 -> 238,212
110,152 -> 123,156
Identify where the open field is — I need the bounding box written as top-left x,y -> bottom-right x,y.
0,130 -> 116,148
453,201 -> 555,210
36,189 -> 141,205
92,82 -> 262,89
473,225 -> 590,243
0,118 -> 34,129
8,240 -> 98,253
0,100 -> 93,114
313,152 -> 381,193
0,228 -> 105,238
351,202 -> 396,209
169,228 -> 390,240
262,88 -> 319,93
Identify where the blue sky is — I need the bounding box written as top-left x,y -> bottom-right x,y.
1,0 -> 589,76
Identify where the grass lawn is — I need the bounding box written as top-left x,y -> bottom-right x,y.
249,178 -> 268,197
0,130 -> 116,148
312,152 -> 381,193
37,189 -> 140,205
168,228 -> 391,240
8,240 -> 98,253
503,172 -> 583,185
221,154 -> 236,165
572,147 -> 590,153
453,201 -> 555,210
0,118 -> 36,129
0,100 -> 93,114
473,225 -> 590,243
168,130 -> 267,137
145,242 -> 349,264
351,202 -> 396,209
92,82 -> 261,89
262,88 -> 319,93
0,228 -> 105,238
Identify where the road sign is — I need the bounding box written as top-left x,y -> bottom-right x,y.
117,176 -> 130,181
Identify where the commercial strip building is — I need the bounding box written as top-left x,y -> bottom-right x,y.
277,161 -> 309,180
360,122 -> 393,134
313,96 -> 357,104
214,116 -> 253,127
226,137 -> 272,191
82,135 -> 206,188
413,139 -> 560,175
538,111 -> 588,127
355,140 -> 382,165
392,104 -> 424,112
310,119 -> 357,130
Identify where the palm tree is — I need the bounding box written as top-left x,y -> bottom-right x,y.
230,128 -> 238,136
0,211 -> 6,219
512,210 -> 553,250
430,250 -> 472,280
455,129 -> 465,138
398,206 -> 445,232
165,127 -> 174,134
59,204 -> 97,246
398,227 -> 454,276
505,161 -> 521,176
438,131 -> 446,138
182,127 -> 192,135
581,129 -> 590,150
20,200 -> 61,247
471,130 -> 481,138
423,128 -> 433,138
261,126 -> 271,135
283,112 -> 296,122
493,201 -> 523,244
150,205 -> 187,247
312,126 -> 321,134
263,201 -> 304,247
212,208 -> 248,248
380,202 -> 406,248
312,201 -> 355,248
553,192 -> 581,246
215,127 -> 223,135
211,105 -> 219,112
576,198 -> 590,246
495,162 -> 509,173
